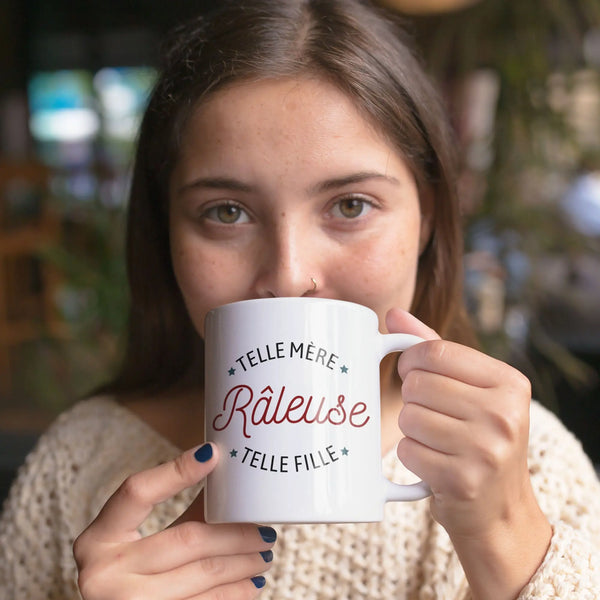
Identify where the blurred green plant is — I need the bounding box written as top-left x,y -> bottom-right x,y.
410,0 -> 600,408
13,198 -> 128,411
413,0 -> 600,212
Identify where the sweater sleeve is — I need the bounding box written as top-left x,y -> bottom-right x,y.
0,418 -> 84,600
0,398 -> 190,600
516,402 -> 600,599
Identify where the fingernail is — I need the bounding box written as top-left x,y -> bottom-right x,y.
258,526 -> 277,543
194,443 -> 213,463
251,576 -> 266,589
260,550 -> 273,563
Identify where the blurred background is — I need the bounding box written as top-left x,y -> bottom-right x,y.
1,0 -> 599,501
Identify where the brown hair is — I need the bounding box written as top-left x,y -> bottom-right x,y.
103,0 -> 475,396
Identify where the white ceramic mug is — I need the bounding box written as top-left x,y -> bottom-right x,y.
204,297 -> 430,524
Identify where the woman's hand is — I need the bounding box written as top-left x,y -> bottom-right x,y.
73,443 -> 276,600
387,309 -> 551,600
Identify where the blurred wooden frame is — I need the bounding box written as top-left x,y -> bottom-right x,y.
0,161 -> 62,397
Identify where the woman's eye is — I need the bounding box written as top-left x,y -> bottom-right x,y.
203,203 -> 250,224
332,197 -> 372,219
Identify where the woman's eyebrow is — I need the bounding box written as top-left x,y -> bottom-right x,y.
178,172 -> 401,196
310,171 -> 401,193
179,176 -> 256,194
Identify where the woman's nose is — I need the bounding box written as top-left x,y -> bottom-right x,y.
253,223 -> 319,298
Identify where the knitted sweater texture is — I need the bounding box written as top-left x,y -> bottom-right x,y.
1,396 -> 599,599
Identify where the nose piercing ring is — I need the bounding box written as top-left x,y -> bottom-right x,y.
310,277 -> 318,292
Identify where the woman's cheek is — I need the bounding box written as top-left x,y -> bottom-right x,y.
347,242 -> 419,328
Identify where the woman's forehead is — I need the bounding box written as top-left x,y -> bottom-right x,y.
173,77 -> 414,185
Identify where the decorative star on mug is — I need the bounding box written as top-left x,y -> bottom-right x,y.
228,367 -> 236,376
230,449 -> 238,457
340,365 -> 349,374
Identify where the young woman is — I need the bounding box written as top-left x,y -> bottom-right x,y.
1,1 -> 599,598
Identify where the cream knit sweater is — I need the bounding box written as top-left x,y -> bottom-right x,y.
1,396 -> 599,599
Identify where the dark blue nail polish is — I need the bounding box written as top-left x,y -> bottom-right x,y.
194,443 -> 213,463
258,526 -> 277,543
251,576 -> 266,589
260,550 -> 273,563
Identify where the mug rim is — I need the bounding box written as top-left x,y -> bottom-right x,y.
206,296 -> 377,319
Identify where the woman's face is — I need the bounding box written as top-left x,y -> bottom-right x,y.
169,77 -> 430,337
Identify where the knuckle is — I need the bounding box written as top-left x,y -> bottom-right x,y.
76,568 -> 92,598
397,403 -> 417,434
454,469 -> 481,502
423,340 -> 448,364
401,370 -> 421,397
395,436 -> 417,470
76,556 -> 145,600
476,437 -> 504,471
173,521 -> 204,547
172,453 -> 192,481
118,473 -> 148,505
505,368 -> 532,398
211,584 -> 257,600
212,587 -> 233,600
395,435 -> 409,459
199,555 -> 228,578
172,452 -> 201,487
490,403 -> 526,442
77,564 -> 107,600
514,370 -> 532,395
72,533 -> 88,566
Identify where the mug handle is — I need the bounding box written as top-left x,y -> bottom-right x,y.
378,332 -> 432,502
